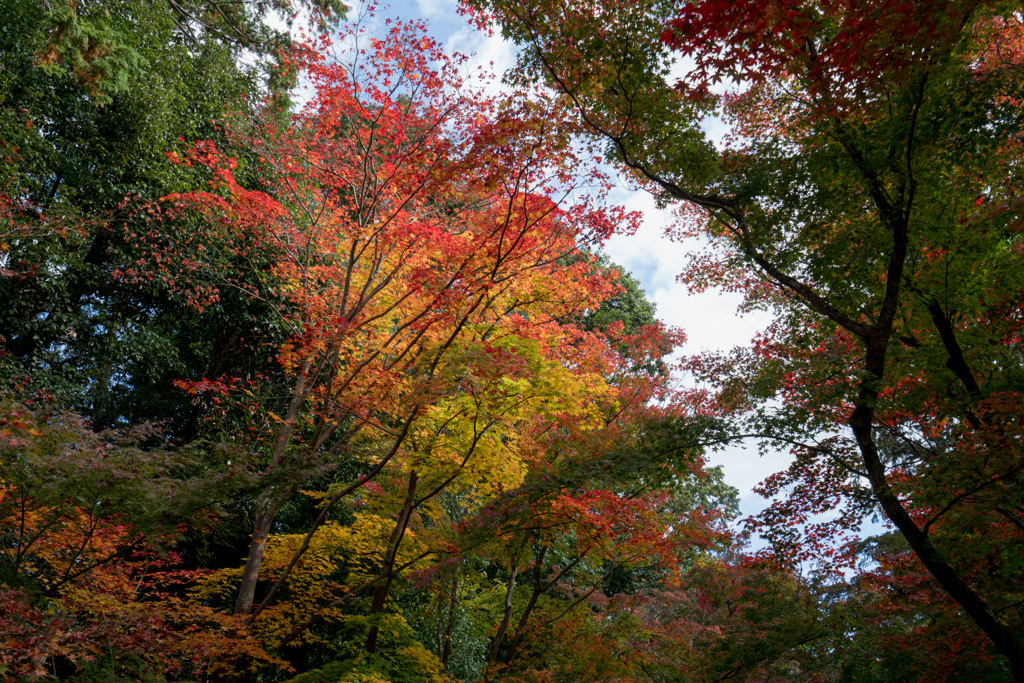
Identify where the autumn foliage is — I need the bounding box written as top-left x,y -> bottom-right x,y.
6,0 -> 1024,680
0,6 -> 745,682
464,0 -> 1024,678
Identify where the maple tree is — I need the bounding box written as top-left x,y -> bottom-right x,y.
160,16 -> 619,610
0,399 -> 288,680
123,12 -> 742,680
463,0 -> 1024,677
517,554 -> 838,681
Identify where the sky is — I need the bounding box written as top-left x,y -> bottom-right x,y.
352,0 -> 785,519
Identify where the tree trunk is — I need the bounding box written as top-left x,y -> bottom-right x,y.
501,545 -> 548,665
366,469 -> 419,654
234,484 -> 295,615
233,362 -> 314,615
487,551 -> 519,664
850,347 -> 1024,680
440,574 -> 458,667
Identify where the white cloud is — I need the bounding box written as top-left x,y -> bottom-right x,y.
602,187 -> 782,517
445,25 -> 518,96
604,187 -> 771,356
413,0 -> 456,18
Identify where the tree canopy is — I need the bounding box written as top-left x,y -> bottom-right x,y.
463,0 -> 1024,677
3,0 -> 1023,680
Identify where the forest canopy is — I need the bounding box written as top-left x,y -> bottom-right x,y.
1,0 -> 1023,681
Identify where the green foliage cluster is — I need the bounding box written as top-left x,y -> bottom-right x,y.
0,0 -> 292,432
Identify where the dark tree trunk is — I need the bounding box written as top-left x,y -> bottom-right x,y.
850,347 -> 1024,681
234,484 -> 295,615
440,575 -> 458,667
366,469 -> 419,654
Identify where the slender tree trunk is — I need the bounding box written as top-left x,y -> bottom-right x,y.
487,550 -> 519,663
440,574 -> 458,667
436,585 -> 445,658
233,362 -> 314,615
501,545 -> 548,664
366,469 -> 419,654
234,483 -> 295,615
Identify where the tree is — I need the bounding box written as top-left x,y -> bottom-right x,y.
528,555 -> 839,682
461,0 -> 1024,676
0,398 -> 284,680
147,16 -> 676,671
0,0 -> 343,433
408,322 -> 739,679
